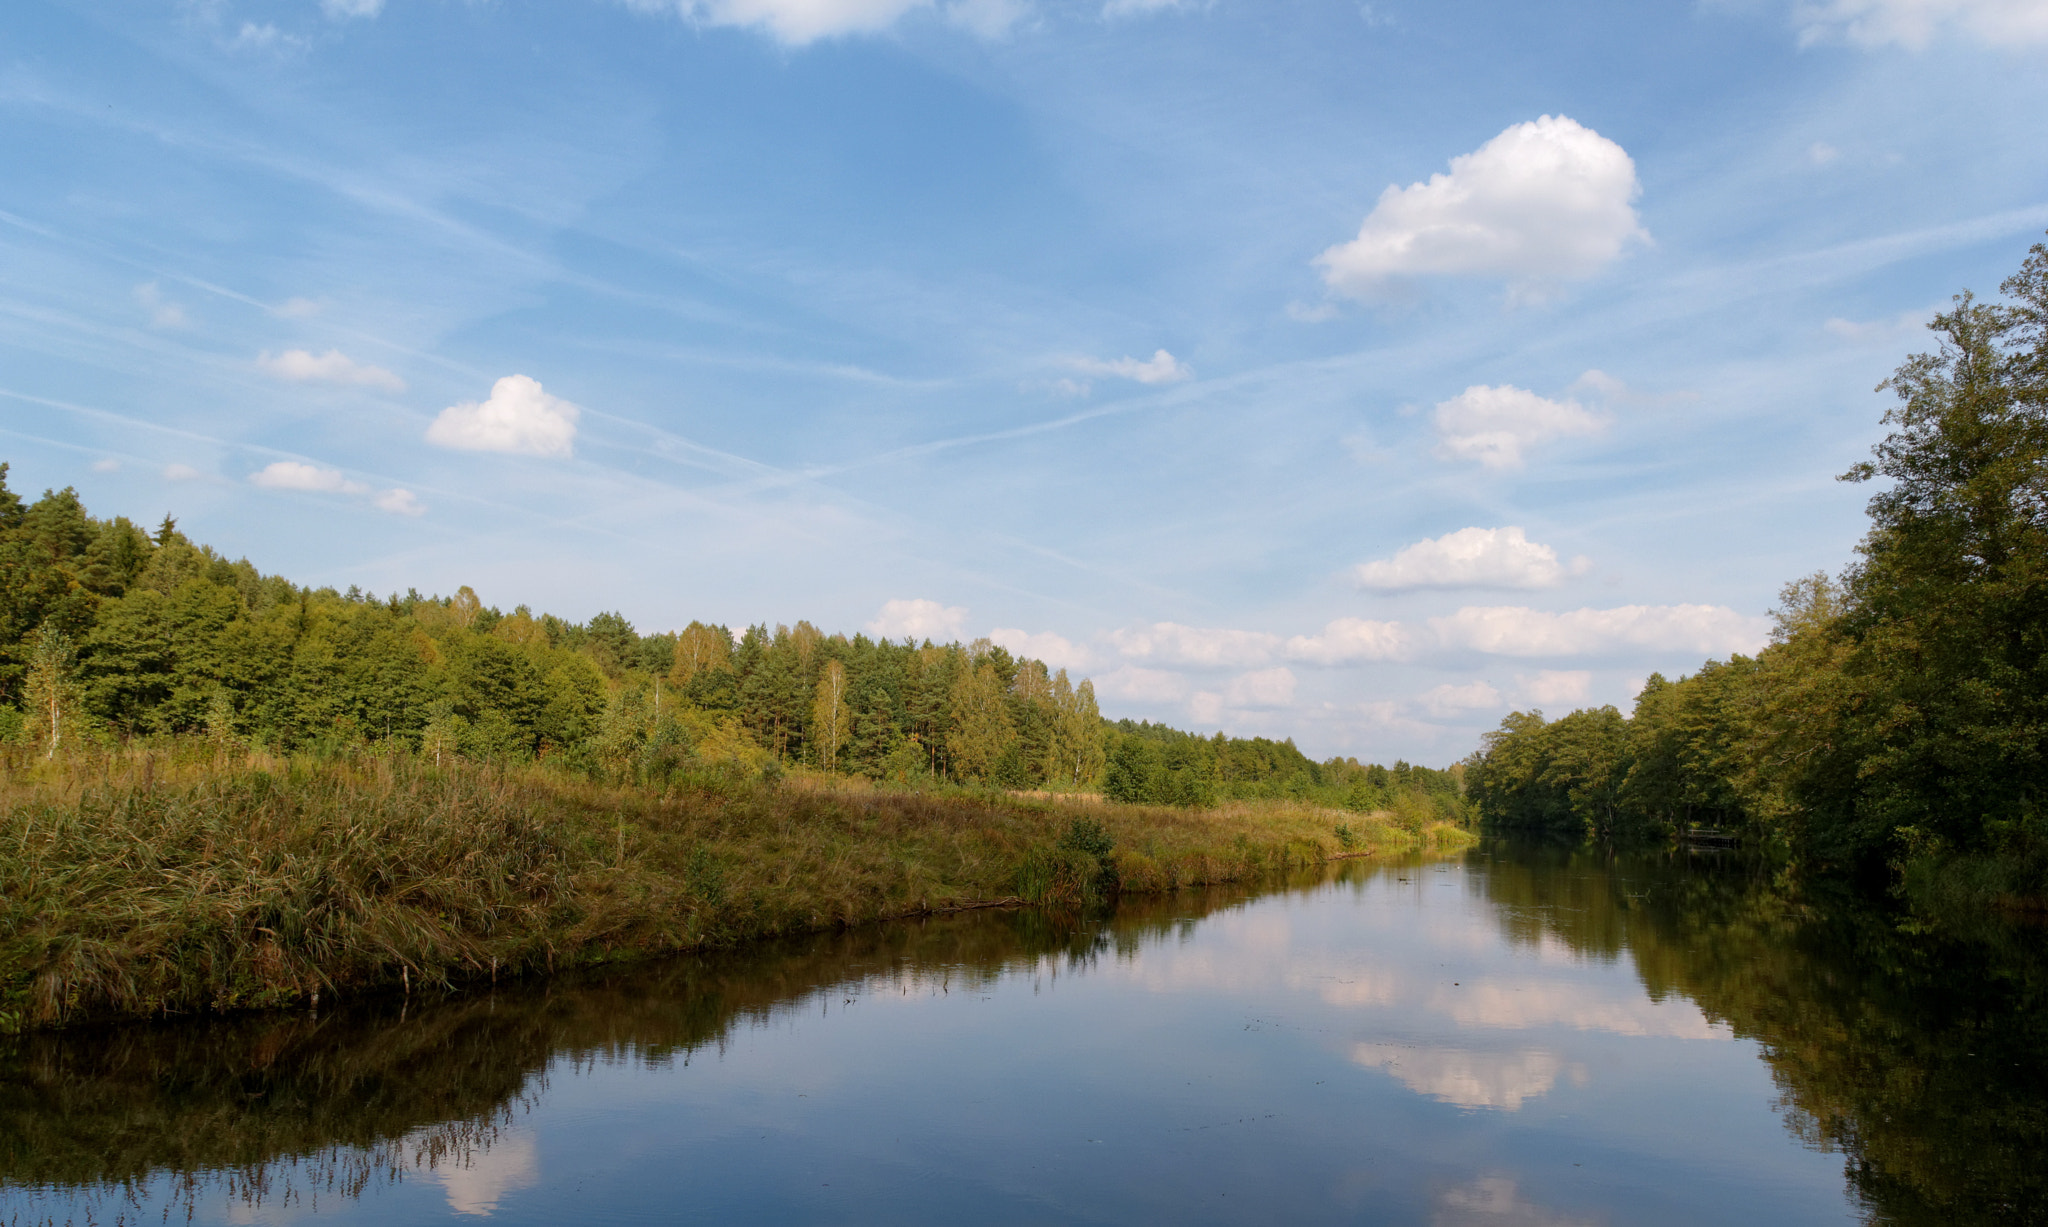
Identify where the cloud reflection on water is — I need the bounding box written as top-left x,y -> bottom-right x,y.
1351,1044 -> 1586,1111
1435,1175 -> 1598,1226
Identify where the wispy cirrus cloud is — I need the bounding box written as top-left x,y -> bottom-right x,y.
1792,0 -> 2048,48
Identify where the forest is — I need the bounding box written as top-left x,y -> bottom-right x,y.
0,466 -> 1463,821
1466,237 -> 2048,902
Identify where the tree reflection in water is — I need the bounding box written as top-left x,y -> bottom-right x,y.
2,850 -> 2043,1226
1465,840 -> 2048,1226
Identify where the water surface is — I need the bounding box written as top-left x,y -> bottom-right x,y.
4,841 -> 2041,1225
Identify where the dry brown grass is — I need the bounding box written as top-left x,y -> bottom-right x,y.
0,741 -> 1472,1030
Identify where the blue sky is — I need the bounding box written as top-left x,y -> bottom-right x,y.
3,0 -> 2045,762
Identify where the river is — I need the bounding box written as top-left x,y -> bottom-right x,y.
2,839 -> 2041,1225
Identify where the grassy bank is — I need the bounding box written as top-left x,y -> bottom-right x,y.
0,744 -> 1471,1031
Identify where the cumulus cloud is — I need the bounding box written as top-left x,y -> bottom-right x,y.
636,0 -> 933,44
133,282 -> 187,329
1110,622 -> 1281,668
1225,667 -> 1297,708
257,348 -> 406,392
251,461 -> 366,494
990,627 -> 1093,671
1431,605 -> 1770,658
427,375 -> 581,458
275,297 -> 323,318
1793,0 -> 2048,48
1417,681 -> 1503,718
1283,617 -> 1415,664
1355,526 -> 1588,591
1316,115 -> 1647,302
163,463 -> 203,482
868,598 -> 967,641
1517,670 -> 1591,707
1431,385 -> 1605,469
1188,691 -> 1226,725
1071,349 -> 1192,386
1096,665 -> 1190,703
374,488 -> 427,516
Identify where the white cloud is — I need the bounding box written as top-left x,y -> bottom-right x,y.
1516,670 -> 1591,707
1072,349 -> 1191,385
1103,0 -> 1187,15
1188,691 -> 1225,725
257,348 -> 406,392
133,282 -> 187,329
867,598 -> 967,641
323,0 -> 385,17
1436,1175 -> 1600,1227
1431,604 -> 1770,658
374,488 -> 427,516
1793,0 -> 2048,48
1433,978 -> 1727,1039
1316,115 -> 1647,302
1355,526 -> 1588,591
90,458 -> 119,473
1283,617 -> 1414,664
1095,665 -> 1189,703
226,22 -> 310,52
989,627 -> 1093,670
250,461 -> 368,494
1430,384 -> 1605,469
275,297 -> 324,318
1110,622 -> 1280,668
1825,306 -> 1936,344
1352,1044 -> 1568,1111
946,0 -> 1029,36
1808,140 -> 1842,165
427,375 -> 581,458
430,1130 -> 538,1217
640,0 -> 933,44
1417,681 -> 1503,718
1225,667 -> 1296,708
163,463 -> 203,482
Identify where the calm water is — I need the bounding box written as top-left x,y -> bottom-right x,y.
3,841 -> 2043,1226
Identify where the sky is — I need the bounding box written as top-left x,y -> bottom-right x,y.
2,0 -> 2046,764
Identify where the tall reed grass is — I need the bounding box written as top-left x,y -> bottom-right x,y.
0,742 -> 1471,1030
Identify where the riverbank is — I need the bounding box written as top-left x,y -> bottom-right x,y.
0,747 -> 1471,1031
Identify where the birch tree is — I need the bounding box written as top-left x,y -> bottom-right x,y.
810,659 -> 851,771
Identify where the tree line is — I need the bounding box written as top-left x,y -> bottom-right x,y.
0,470 -> 1464,815
1466,236 -> 2048,890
